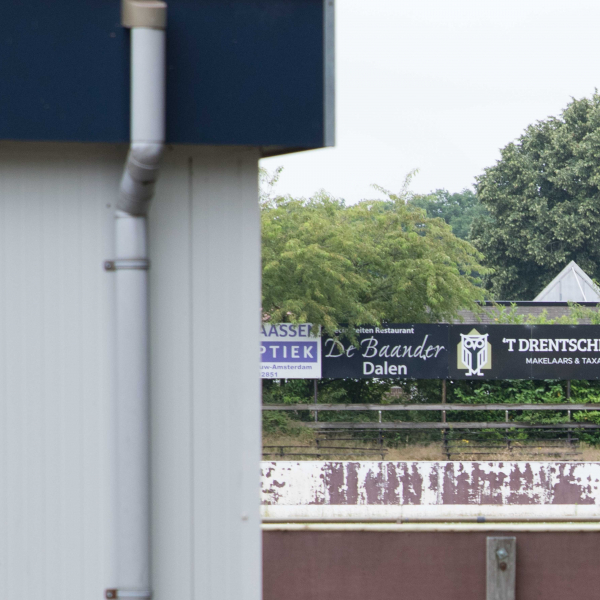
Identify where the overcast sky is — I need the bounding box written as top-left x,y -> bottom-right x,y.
261,0 -> 600,203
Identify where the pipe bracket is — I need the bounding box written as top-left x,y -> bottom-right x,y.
105,590 -> 153,599
104,259 -> 150,271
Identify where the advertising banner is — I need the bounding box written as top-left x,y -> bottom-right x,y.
448,324 -> 600,380
262,323 -> 600,380
320,324 -> 600,381
322,325 -> 449,379
448,325 -> 528,380
260,323 -> 321,379
529,325 -> 600,379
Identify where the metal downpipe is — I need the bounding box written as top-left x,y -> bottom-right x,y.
107,3 -> 166,599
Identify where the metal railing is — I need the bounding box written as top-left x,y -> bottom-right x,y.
262,403 -> 600,459
262,403 -> 600,428
263,402 -> 600,412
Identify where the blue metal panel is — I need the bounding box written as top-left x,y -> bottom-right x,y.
0,1 -> 129,143
0,0 -> 334,151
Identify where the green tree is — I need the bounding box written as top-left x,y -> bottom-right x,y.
261,173 -> 487,435
473,93 -> 600,300
409,188 -> 486,241
261,187 -> 488,337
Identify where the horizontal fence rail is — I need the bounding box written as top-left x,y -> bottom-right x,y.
303,422 -> 600,430
262,403 -> 600,412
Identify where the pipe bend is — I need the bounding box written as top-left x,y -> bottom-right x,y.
127,142 -> 163,182
118,142 -> 164,216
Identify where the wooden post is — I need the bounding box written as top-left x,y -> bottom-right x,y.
487,537 -> 516,600
314,379 -> 318,422
378,410 -> 383,458
567,381 -> 572,448
441,379 -> 448,458
441,379 -> 447,423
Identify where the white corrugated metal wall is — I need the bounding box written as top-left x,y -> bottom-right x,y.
0,142 -> 261,600
150,146 -> 262,600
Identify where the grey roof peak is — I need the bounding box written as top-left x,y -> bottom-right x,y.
533,261 -> 600,302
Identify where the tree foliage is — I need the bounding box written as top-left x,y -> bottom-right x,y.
409,188 -> 486,241
261,185 -> 488,336
473,93 -> 600,300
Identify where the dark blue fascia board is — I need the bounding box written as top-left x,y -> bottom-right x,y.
0,0 -> 334,153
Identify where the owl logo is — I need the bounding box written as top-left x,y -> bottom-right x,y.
458,329 -> 491,376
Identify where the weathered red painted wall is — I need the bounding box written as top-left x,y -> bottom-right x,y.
264,530 -> 600,600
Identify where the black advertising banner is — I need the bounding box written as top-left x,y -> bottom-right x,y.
322,324 -> 449,379
529,325 -> 600,379
322,324 -> 600,380
448,325 -> 531,380
448,325 -> 600,380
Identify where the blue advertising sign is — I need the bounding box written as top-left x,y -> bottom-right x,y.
260,324 -> 321,379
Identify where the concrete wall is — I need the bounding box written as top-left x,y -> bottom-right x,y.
261,461 -> 600,521
262,461 -> 600,598
0,142 -> 261,600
